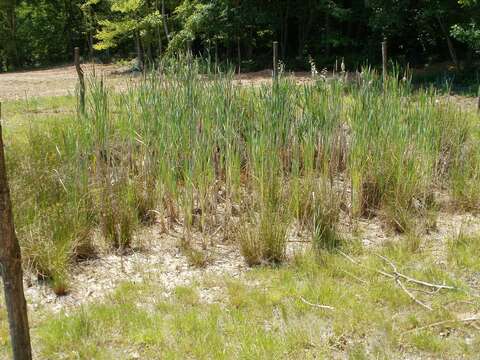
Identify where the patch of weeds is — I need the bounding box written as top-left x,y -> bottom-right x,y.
409,331 -> 446,353
173,286 -> 200,306
450,142 -> 480,211
448,233 -> 480,272
178,237 -> 211,268
239,182 -> 289,266
239,207 -> 289,266
311,192 -> 342,253
38,306 -> 101,359
0,305 -> 10,358
402,232 -> 423,253
98,182 -> 137,251
348,343 -> 369,360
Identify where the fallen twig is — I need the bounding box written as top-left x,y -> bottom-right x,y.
338,250 -> 394,279
376,254 -> 455,290
395,277 -> 432,311
402,316 -> 480,335
300,296 -> 335,310
339,269 -> 368,284
407,287 -> 442,295
339,250 -> 460,310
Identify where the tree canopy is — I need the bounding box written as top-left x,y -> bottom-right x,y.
1,0 -> 479,71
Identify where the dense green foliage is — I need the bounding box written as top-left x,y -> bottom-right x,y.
1,0 -> 480,71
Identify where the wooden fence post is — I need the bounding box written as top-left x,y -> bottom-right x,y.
214,41 -> 218,74
74,47 -> 85,115
382,39 -> 388,81
273,41 -> 279,80
0,102 -> 32,360
186,39 -> 192,56
477,85 -> 480,113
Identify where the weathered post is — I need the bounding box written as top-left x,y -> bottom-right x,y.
273,41 -> 279,80
74,47 -> 86,115
186,39 -> 193,71
477,85 -> 480,113
186,39 -> 192,56
0,103 -> 32,360
214,41 -> 218,74
382,39 -> 388,82
237,36 -> 241,75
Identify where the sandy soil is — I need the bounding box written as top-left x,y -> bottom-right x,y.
25,224 -> 248,314
21,206 -> 480,315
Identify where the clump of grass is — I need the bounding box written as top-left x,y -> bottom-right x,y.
98,183 -> 137,250
239,180 -> 289,266
178,237 -> 211,268
450,141 -> 480,210
290,177 -> 342,252
348,69 -> 476,231
311,191 -> 342,253
239,205 -> 289,266
448,232 -> 480,271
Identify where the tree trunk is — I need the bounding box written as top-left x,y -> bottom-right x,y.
325,11 -> 331,57
63,0 -> 75,57
437,16 -> 459,69
281,2 -> 289,59
297,8 -> 314,59
74,47 -> 85,115
155,0 -> 162,58
135,31 -> 144,71
246,29 -> 253,59
4,0 -> 18,69
161,0 -> 170,43
88,32 -> 94,60
0,106 -> 32,360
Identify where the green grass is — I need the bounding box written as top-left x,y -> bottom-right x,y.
1,244 -> 473,359
448,233 -> 480,272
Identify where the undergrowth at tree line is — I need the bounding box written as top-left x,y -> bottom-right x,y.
4,59 -> 480,293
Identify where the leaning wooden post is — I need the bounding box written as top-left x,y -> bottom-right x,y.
74,47 -> 85,115
0,102 -> 32,360
381,38 -> 388,82
272,41 -> 279,80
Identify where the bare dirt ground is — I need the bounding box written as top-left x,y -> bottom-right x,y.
0,64 -> 130,100
0,63 -> 311,101
25,223 -> 248,314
